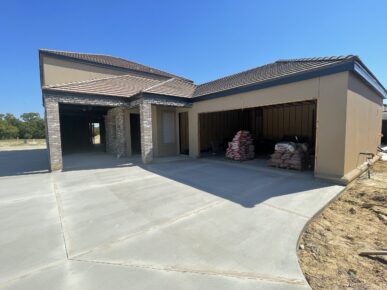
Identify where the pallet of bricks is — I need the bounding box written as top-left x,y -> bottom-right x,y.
268,142 -> 309,170
225,130 -> 255,161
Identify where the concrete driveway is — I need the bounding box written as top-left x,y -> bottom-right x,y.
0,149 -> 343,289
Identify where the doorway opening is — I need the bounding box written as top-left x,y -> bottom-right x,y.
91,123 -> 101,145
130,113 -> 141,154
179,112 -> 189,155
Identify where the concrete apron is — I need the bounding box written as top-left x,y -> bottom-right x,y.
0,153 -> 344,289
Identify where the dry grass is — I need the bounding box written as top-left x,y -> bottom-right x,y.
298,161 -> 387,290
0,139 -> 46,147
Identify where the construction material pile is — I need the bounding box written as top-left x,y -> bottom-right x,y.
225,130 -> 255,161
269,142 -> 308,170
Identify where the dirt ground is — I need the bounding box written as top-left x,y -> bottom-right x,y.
298,160 -> 387,290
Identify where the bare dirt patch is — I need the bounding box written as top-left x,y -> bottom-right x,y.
298,161 -> 387,290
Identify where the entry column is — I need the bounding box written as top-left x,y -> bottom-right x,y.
44,97 -> 63,171
115,108 -> 126,158
139,102 -> 153,163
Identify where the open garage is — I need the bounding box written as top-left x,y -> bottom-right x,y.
199,101 -> 316,170
59,104 -> 108,154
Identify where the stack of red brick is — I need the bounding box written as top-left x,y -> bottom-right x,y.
269,142 -> 308,170
225,130 -> 255,161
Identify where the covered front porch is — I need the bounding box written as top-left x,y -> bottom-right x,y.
104,102 -> 190,164
44,92 -> 191,171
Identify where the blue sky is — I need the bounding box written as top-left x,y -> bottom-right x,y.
0,0 -> 386,116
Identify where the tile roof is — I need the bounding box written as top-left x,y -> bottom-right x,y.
43,74 -> 162,98
42,54 -> 385,100
143,78 -> 196,98
40,49 -> 192,82
193,55 -> 357,97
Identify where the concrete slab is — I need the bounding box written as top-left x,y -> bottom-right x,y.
0,150 -> 344,289
0,173 -> 66,283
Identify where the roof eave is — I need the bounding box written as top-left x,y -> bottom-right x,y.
141,92 -> 193,106
42,88 -> 193,107
42,88 -> 134,101
353,61 -> 386,99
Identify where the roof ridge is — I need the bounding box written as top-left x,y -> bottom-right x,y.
43,73 -> 161,89
143,78 -> 176,92
275,55 -> 358,63
196,63 -> 273,87
39,48 -> 115,58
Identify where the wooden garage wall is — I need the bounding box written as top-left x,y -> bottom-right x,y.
199,109 -> 250,151
261,101 -> 316,143
199,101 -> 316,152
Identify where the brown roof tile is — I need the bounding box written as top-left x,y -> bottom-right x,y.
43,74 -> 162,98
144,78 -> 196,98
194,56 -> 357,97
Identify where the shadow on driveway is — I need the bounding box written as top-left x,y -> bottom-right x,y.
141,159 -> 334,208
0,149 -> 49,177
0,149 -> 335,209
61,152 -> 335,209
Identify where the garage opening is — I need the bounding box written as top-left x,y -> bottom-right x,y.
199,101 -> 317,170
59,104 -> 109,154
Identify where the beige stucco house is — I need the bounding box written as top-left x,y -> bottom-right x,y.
39,49 -> 386,184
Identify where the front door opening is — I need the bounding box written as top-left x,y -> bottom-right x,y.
130,113 -> 141,154
179,112 -> 189,155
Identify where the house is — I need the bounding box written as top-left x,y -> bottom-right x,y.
39,50 -> 386,184
383,105 -> 387,144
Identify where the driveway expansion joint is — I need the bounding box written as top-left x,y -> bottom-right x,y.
51,174 -> 70,259
261,202 -> 310,219
70,257 -> 308,286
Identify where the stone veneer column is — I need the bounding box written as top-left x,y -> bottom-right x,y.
115,108 -> 126,158
139,102 -> 153,163
45,98 -> 63,171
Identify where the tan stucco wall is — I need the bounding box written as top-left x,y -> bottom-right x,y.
42,56 -> 126,86
342,73 -> 383,181
188,72 -> 356,182
314,72 -> 349,181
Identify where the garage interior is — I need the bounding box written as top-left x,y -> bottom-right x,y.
199,100 -> 317,169
59,104 -> 108,154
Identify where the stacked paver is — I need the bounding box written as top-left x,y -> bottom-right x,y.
269,142 -> 308,170
225,131 -> 255,161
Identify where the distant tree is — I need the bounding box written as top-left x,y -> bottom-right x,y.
0,112 -> 45,139
0,120 -> 19,139
19,112 -> 45,139
4,113 -> 21,127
